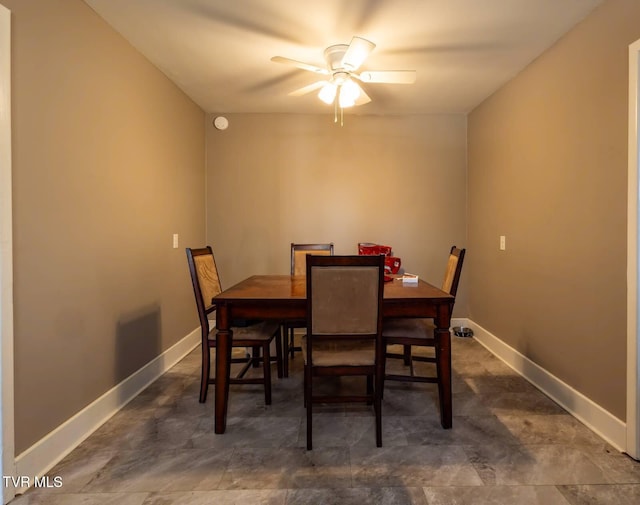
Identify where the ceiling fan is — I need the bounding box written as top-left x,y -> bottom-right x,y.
271,36 -> 416,123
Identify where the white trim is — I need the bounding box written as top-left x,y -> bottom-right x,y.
12,329 -> 199,495
463,319 -> 626,452
627,38 -> 640,460
0,5 -> 14,504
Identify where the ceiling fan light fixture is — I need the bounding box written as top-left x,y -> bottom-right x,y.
318,83 -> 337,104
338,94 -> 355,109
339,79 -> 360,108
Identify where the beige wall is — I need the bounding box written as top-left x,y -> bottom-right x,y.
205,113 -> 468,313
468,0 -> 640,420
2,0 -> 206,453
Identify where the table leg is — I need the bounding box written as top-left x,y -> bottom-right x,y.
215,305 -> 232,434
435,305 -> 452,429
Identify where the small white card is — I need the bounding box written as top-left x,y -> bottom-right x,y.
401,273 -> 419,284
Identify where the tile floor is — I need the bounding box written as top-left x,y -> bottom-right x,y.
11,336 -> 640,504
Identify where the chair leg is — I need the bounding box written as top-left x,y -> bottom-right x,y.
262,343 -> 272,405
375,392 -> 382,448
282,324 -> 290,378
366,375 -> 373,405
289,328 -> 296,359
380,346 -> 387,400
375,365 -> 384,448
403,344 -> 411,366
199,343 -> 211,403
305,364 -> 313,450
275,328 -> 283,379
434,341 -> 443,415
252,345 -> 261,367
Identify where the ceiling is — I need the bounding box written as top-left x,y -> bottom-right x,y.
83,0 -> 603,115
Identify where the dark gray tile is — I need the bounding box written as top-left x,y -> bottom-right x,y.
350,445 -> 483,487
454,390 -> 566,417
297,415 -> 407,448
81,447 -> 234,493
27,449 -> 117,495
464,374 -> 539,394
463,443 -> 639,486
191,416 -> 302,448
381,384 -> 439,416
10,493 -> 149,505
576,445 -> 640,483
285,487 -> 429,505
141,489 -> 286,505
495,414 -> 610,446
400,414 -> 520,446
557,484 -> 640,505
423,485 -> 571,505
218,447 -> 352,489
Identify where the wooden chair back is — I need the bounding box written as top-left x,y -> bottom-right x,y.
291,243 -> 334,276
186,246 -> 222,335
306,254 -> 385,356
442,246 -> 466,296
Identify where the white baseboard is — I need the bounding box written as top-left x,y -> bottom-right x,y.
460,318 -> 626,451
13,327 -> 200,494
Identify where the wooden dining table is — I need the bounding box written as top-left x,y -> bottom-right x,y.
212,274 -> 455,434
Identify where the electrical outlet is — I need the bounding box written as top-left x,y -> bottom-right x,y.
172,234 -> 179,249
499,235 -> 506,251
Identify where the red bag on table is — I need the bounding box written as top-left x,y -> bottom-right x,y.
358,243 -> 392,256
358,243 -> 401,274
384,256 -> 401,274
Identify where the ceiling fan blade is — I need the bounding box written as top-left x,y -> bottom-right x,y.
341,36 -> 376,71
288,81 -> 328,96
357,70 -> 417,84
270,56 -> 329,75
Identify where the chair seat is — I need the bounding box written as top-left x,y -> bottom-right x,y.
301,336 -> 376,366
383,318 -> 436,340
209,321 -> 280,343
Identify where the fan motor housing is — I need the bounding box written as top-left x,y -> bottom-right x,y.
323,44 -> 349,71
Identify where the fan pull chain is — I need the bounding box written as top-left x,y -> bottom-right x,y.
335,85 -> 344,126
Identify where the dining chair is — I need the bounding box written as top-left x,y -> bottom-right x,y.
382,246 -> 465,409
282,242 -> 334,377
303,254 -> 385,450
186,246 -> 283,405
